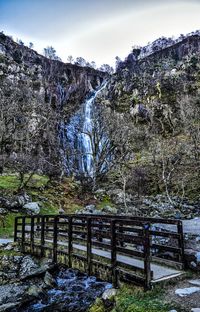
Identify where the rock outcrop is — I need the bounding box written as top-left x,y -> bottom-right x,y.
0,32 -> 106,115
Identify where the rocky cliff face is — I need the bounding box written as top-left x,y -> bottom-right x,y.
0,32 -> 106,116
105,34 -> 200,134
97,34 -> 200,201
0,33 -> 107,176
0,31 -> 200,202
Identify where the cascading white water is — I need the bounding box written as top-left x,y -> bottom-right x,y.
60,80 -> 107,177
79,93 -> 95,176
79,81 -> 107,176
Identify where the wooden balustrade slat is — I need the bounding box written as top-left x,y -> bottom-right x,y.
14,214 -> 185,291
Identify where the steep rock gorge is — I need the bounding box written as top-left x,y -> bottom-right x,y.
0,33 -> 107,178
0,33 -> 106,113
0,31 -> 200,204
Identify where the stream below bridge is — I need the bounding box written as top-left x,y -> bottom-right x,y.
15,267 -> 111,312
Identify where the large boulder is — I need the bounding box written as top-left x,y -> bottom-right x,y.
101,205 -> 117,214
0,193 -> 31,211
22,202 -> 40,215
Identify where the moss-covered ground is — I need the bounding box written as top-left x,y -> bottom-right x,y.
0,174 -> 113,238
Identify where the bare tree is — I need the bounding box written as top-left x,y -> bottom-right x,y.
0,80 -> 61,191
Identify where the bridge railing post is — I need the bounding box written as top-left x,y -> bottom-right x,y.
68,216 -> 73,268
87,217 -> 92,275
21,216 -> 26,253
177,220 -> 185,268
53,216 -> 58,263
111,219 -> 117,287
143,223 -> 151,290
41,216 -> 45,257
30,217 -> 35,254
14,217 -> 19,242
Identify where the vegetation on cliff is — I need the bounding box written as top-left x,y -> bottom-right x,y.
0,31 -> 200,213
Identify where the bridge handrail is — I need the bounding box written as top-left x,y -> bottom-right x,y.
14,214 -> 185,290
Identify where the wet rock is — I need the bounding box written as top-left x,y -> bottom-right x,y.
27,285 -> 42,298
0,283 -> 28,305
22,202 -> 40,215
0,255 -> 22,284
19,256 -> 39,277
0,302 -> 21,312
44,271 -> 56,288
22,268 -> 110,312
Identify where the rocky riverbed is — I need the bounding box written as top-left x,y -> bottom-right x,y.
0,242 -> 111,312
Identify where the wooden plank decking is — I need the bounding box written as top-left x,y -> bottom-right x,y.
14,214 -> 185,290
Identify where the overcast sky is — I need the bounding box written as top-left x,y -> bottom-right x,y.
0,0 -> 200,66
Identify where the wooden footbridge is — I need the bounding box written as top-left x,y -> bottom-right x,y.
14,214 -> 185,290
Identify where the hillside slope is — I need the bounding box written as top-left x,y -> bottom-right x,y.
97,34 -> 200,204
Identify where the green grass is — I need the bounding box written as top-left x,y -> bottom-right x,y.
112,286 -> 171,312
0,249 -> 22,257
0,212 -> 22,237
40,202 -> 58,215
27,174 -> 49,188
96,195 -> 114,210
0,174 -> 49,191
0,174 -> 84,238
90,285 -> 182,312
0,175 -> 20,190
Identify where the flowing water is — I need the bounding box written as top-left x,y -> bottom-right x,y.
20,268 -> 111,312
60,81 -> 108,178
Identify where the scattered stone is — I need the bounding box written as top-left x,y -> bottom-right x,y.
0,239 -> 13,245
0,208 -> 7,214
85,204 -> 96,212
175,287 -> 200,297
17,193 -> 31,206
77,204 -> 103,215
4,244 -> 13,251
185,249 -> 200,271
102,205 -> 117,214
102,288 -> 117,300
189,280 -> 200,286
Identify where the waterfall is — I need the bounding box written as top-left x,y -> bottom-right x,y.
60,80 -> 107,178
